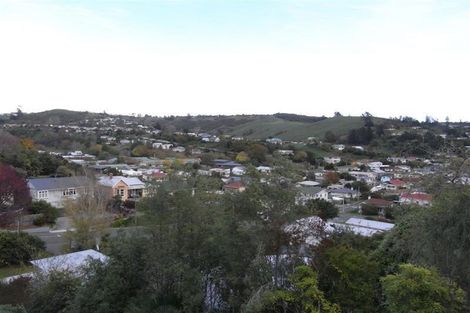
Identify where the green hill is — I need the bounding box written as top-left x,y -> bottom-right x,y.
225,116 -> 387,141
11,109 -> 109,125
4,109 -> 390,141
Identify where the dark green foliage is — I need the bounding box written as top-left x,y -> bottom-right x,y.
0,278 -> 31,307
30,201 -> 59,226
361,204 -> 379,216
247,144 -> 268,164
347,127 -> 374,145
0,232 -> 45,267
316,245 -> 381,313
376,187 -> 470,295
273,113 -> 327,123
303,199 -> 338,220
27,271 -> 80,313
0,305 -> 27,313
324,131 -> 337,143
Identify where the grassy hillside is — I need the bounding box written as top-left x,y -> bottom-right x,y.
5,109 -> 390,141
226,116 -> 386,141
11,109 -> 109,125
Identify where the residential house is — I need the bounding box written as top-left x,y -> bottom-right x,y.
143,171 -> 168,182
328,188 -> 360,202
256,166 -> 272,174
388,179 -> 408,190
276,149 -> 294,156
98,176 -> 146,201
332,144 -> 345,151
352,146 -> 364,151
152,142 -> 173,150
223,181 -> 246,192
266,137 -> 283,145
296,186 -> 328,204
28,176 -> 91,208
232,166 -> 246,176
348,171 -> 377,184
172,146 -> 186,153
323,156 -> 341,164
361,198 -> 394,216
399,192 -> 432,206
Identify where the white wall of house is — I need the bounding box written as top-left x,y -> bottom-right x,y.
31,187 -> 85,208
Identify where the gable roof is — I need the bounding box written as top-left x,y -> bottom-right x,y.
400,192 -> 432,202
298,186 -> 323,196
31,249 -> 108,273
223,181 -> 245,190
98,176 -> 145,188
345,217 -> 394,231
28,176 -> 90,191
364,198 -> 394,207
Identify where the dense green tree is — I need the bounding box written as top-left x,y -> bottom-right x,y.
247,144 -> 268,164
0,232 -> 45,267
324,131 -> 337,143
303,200 -> 338,220
30,200 -> 59,226
316,245 -> 380,313
378,187 -> 470,294
254,265 -> 340,313
381,264 -> 466,313
28,271 -> 80,313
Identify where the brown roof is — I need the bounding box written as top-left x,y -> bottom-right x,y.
224,181 -> 245,190
365,198 -> 394,207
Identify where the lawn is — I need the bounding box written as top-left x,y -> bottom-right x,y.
0,265 -> 33,280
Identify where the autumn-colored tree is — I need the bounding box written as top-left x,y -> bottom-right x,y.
324,171 -> 339,185
20,138 -> 34,150
0,165 -> 31,226
235,151 -> 250,163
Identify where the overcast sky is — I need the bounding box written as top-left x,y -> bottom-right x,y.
1,0 -> 469,121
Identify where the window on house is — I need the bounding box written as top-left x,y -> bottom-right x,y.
63,188 -> 77,196
38,190 -> 48,199
119,189 -> 125,196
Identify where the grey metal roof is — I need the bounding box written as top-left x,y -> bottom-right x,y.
28,176 -> 90,191
298,186 -> 323,196
31,249 -> 108,273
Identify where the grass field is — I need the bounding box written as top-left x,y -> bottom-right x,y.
0,265 -> 33,279
227,116 -> 387,141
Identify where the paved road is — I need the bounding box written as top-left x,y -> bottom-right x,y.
22,217 -> 72,255
23,228 -> 70,255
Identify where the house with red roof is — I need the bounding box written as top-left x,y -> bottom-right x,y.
399,192 -> 432,206
223,181 -> 246,192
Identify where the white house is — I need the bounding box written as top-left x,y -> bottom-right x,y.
266,137 -> 283,145
332,144 -> 345,151
153,142 -> 173,150
172,146 -> 186,153
28,176 -> 91,208
232,166 -> 246,176
323,156 -> 341,164
256,166 -> 272,174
